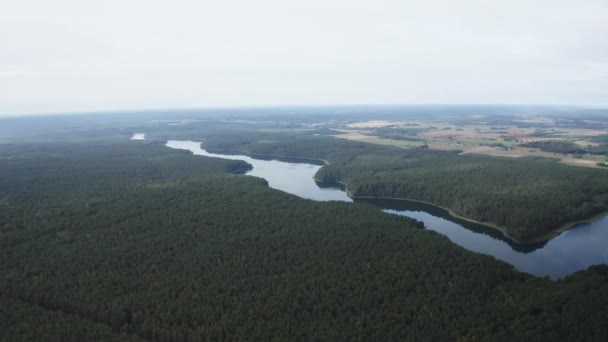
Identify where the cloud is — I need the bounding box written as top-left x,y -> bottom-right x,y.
0,65 -> 39,77
1,0 -> 607,115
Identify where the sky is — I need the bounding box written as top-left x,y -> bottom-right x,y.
1,0 -> 607,116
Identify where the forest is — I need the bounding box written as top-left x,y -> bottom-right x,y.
521,140 -> 608,156
184,130 -> 608,242
2,140 -> 608,341
317,150 -> 608,241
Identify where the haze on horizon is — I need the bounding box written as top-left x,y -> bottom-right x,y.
1,0 -> 607,116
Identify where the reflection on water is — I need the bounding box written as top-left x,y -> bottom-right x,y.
166,140 -> 351,202
356,198 -> 547,253
164,140 -> 608,278
363,198 -> 608,278
130,133 -> 146,140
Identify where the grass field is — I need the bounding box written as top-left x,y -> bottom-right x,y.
331,118 -> 608,169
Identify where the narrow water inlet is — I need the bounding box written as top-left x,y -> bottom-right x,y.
163,139 -> 608,279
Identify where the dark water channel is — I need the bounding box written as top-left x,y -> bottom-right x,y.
166,140 -> 608,278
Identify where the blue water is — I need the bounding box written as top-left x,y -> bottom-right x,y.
166,140 -> 351,202
165,139 -> 608,278
384,205 -> 608,278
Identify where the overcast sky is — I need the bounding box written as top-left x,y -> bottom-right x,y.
1,0 -> 607,116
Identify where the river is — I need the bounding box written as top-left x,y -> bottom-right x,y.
165,139 -> 608,278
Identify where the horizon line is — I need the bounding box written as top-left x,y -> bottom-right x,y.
2,102 -> 608,118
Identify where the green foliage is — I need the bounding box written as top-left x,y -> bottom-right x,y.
203,132 -> 395,163
522,139 -> 608,156
196,132 -> 608,241
521,140 -> 588,154
1,141 -> 608,340
317,150 -> 608,241
365,127 -> 425,141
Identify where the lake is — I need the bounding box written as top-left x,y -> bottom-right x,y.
130,133 -> 146,140
165,140 -> 351,202
165,139 -> 608,278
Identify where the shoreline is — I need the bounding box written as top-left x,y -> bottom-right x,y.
344,193 -> 526,242
202,147 -> 331,166
169,139 -> 608,245
348,193 -> 608,244
163,139 -> 329,165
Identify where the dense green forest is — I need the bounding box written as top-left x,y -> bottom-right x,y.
184,131 -> 608,242
317,151 -> 608,241
521,140 -> 608,156
2,141 -> 608,341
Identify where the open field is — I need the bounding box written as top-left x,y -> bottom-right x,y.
332,118 -> 608,169
465,147 -> 603,168
332,129 -> 425,148
346,120 -> 403,128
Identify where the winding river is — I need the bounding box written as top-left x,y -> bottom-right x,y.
163,139 -> 608,279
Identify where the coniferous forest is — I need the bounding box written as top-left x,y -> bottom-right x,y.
194,131 -> 608,242
4,0 -> 608,337
2,141 -> 608,341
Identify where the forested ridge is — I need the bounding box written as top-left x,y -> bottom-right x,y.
521,139 -> 608,156
2,141 -> 608,341
199,132 -> 608,242
317,151 -> 608,241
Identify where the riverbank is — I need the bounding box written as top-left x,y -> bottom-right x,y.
163,138 -> 608,278
347,192 -> 608,244
204,147 -> 330,165
158,139 -> 331,165
172,139 -> 608,245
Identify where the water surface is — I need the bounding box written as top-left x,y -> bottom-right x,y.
164,139 -> 608,278
372,198 -> 608,278
130,133 -> 146,140
166,140 -> 351,202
